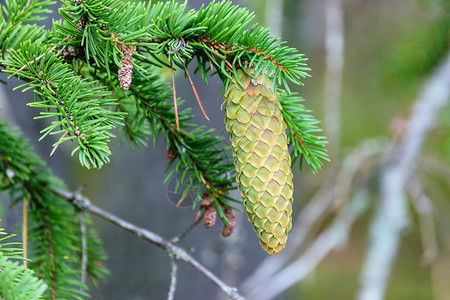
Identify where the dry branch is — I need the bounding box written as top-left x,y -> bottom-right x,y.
55,190 -> 245,300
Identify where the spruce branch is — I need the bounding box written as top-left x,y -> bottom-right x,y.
2,41 -> 123,168
0,0 -> 53,59
0,120 -> 109,299
140,0 -> 327,171
0,0 -> 53,27
278,92 -> 329,173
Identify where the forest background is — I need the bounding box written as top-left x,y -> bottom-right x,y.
0,0 -> 449,299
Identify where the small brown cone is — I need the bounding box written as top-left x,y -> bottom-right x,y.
118,45 -> 134,90
222,208 -> 236,237
203,205 -> 217,229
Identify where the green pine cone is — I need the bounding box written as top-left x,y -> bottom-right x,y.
224,67 -> 293,255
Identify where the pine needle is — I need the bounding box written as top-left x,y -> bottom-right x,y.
50,131 -> 68,156
184,65 -> 210,121
171,62 -> 180,131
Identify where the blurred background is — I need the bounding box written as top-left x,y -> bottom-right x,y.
1,0 -> 449,299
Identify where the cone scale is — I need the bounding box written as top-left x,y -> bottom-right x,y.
224,68 -> 293,255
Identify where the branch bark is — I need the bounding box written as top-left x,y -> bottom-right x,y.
55,190 -> 245,300
167,257 -> 178,300
357,51 -> 450,300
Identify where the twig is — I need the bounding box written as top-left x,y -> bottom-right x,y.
55,189 -> 245,300
50,131 -> 68,156
408,177 -> 438,264
357,51 -> 450,300
12,36 -> 72,76
79,213 -> 88,290
167,257 -> 178,300
22,198 -> 28,267
171,214 -> 202,243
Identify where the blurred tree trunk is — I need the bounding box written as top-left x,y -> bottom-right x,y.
324,0 -> 344,158
265,0 -> 284,38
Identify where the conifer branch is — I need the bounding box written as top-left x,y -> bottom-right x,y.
0,120 -> 109,299
0,227 -> 48,299
2,41 -> 123,168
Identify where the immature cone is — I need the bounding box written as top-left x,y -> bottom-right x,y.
222,208 -> 236,237
118,45 -> 134,90
224,68 -> 293,255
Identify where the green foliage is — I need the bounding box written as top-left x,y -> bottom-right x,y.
0,0 -> 53,57
382,10 -> 449,91
0,227 -> 25,260
144,0 -> 310,92
278,92 -> 329,173
0,121 -> 108,299
0,227 -> 48,300
3,41 -> 123,169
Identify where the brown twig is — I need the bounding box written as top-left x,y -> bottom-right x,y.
22,198 -> 28,267
12,35 -> 72,76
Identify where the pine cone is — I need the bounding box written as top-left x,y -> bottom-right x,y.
224,67 -> 293,255
222,208 -> 236,237
203,205 -> 217,229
